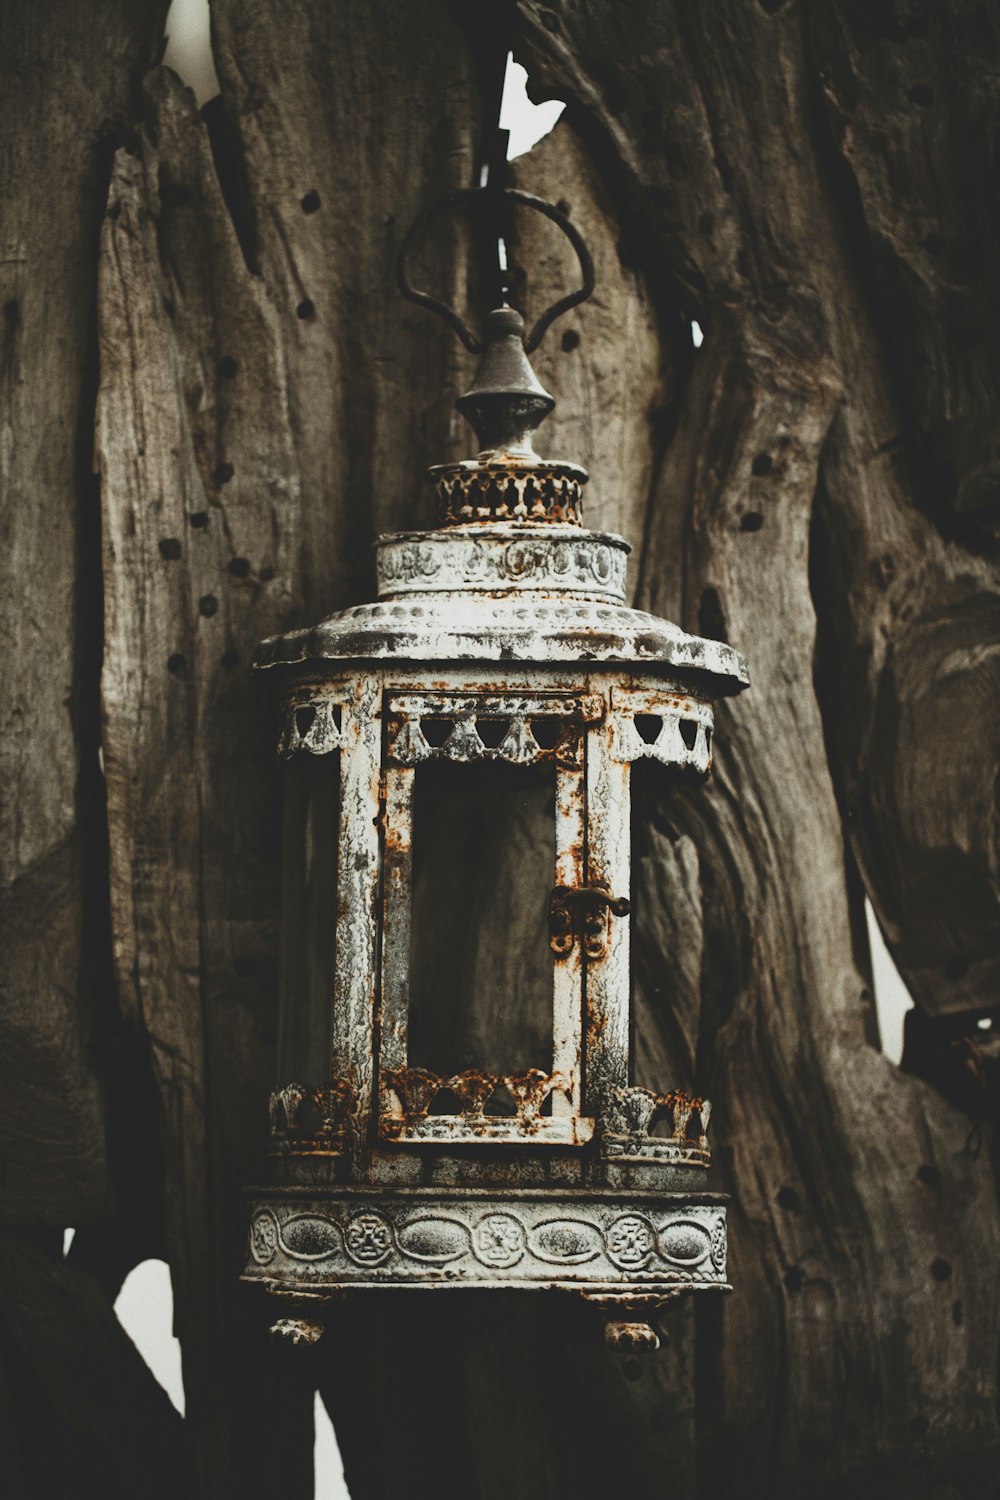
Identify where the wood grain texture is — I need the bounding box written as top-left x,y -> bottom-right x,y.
803,3 -> 1000,1024
1,0 -> 993,1493
508,122 -> 671,555
95,4 -> 483,1490
0,0 -> 169,1226
518,1 -> 1000,1492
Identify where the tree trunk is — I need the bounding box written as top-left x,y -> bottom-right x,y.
2,1 -> 998,1496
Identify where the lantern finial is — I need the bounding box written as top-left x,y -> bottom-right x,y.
453,305 -> 553,460
397,187 -> 596,525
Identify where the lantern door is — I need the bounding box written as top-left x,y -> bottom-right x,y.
377,690 -> 599,1146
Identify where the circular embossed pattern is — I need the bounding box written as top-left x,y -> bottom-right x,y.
605,1214 -> 655,1269
249,1209 -> 279,1265
658,1219 -> 712,1267
376,530 -> 628,600
379,542 -> 442,584
396,1217 -> 470,1264
472,1213 -> 527,1268
279,1214 -> 342,1262
344,1213 -> 393,1267
710,1216 -> 727,1272
528,1219 -> 602,1265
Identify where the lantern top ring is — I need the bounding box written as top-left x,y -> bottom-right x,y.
396,187 -> 596,355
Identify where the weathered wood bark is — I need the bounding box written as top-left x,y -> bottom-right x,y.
515,3 -> 1000,1492
2,1 -> 999,1496
95,5 -> 483,1493
0,0 -> 169,1228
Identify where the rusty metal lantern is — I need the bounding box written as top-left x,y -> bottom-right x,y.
242,189 -> 749,1350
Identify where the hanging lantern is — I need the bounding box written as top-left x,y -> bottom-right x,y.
242,189 -> 749,1350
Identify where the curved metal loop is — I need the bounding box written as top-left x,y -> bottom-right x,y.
396,188 -> 486,353
396,187 -> 595,356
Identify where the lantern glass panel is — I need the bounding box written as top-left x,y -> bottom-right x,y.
406,758 -> 557,1081
276,753 -> 340,1083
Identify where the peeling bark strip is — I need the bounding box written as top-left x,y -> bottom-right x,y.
0,0 -> 169,1227
96,3 -> 483,1493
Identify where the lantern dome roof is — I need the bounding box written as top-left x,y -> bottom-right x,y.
257,263 -> 748,699
255,521 -> 748,697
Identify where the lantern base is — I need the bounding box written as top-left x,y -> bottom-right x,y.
242,1186 -> 728,1303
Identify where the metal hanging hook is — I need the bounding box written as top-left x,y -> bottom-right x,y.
396,186 -> 596,355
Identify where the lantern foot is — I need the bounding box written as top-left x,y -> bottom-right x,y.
604,1318 -> 660,1352
270,1315 -> 326,1345
583,1288 -> 696,1353
266,1286 -> 333,1345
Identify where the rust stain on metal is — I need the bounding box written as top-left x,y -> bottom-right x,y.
548,885 -> 630,960
268,1081 -> 354,1155
378,1066 -> 578,1142
243,188 -> 749,1349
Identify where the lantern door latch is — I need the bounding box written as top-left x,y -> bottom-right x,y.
549,885 -> 630,959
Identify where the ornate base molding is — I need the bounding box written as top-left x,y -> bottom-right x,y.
243,1188 -> 728,1300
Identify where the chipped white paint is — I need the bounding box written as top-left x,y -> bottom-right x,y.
244,320 -> 748,1342
377,524 -> 628,598
553,758 -> 585,1119
257,587 -> 749,685
330,678 -> 381,1140
585,711 -> 632,1108
244,1191 -> 729,1291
